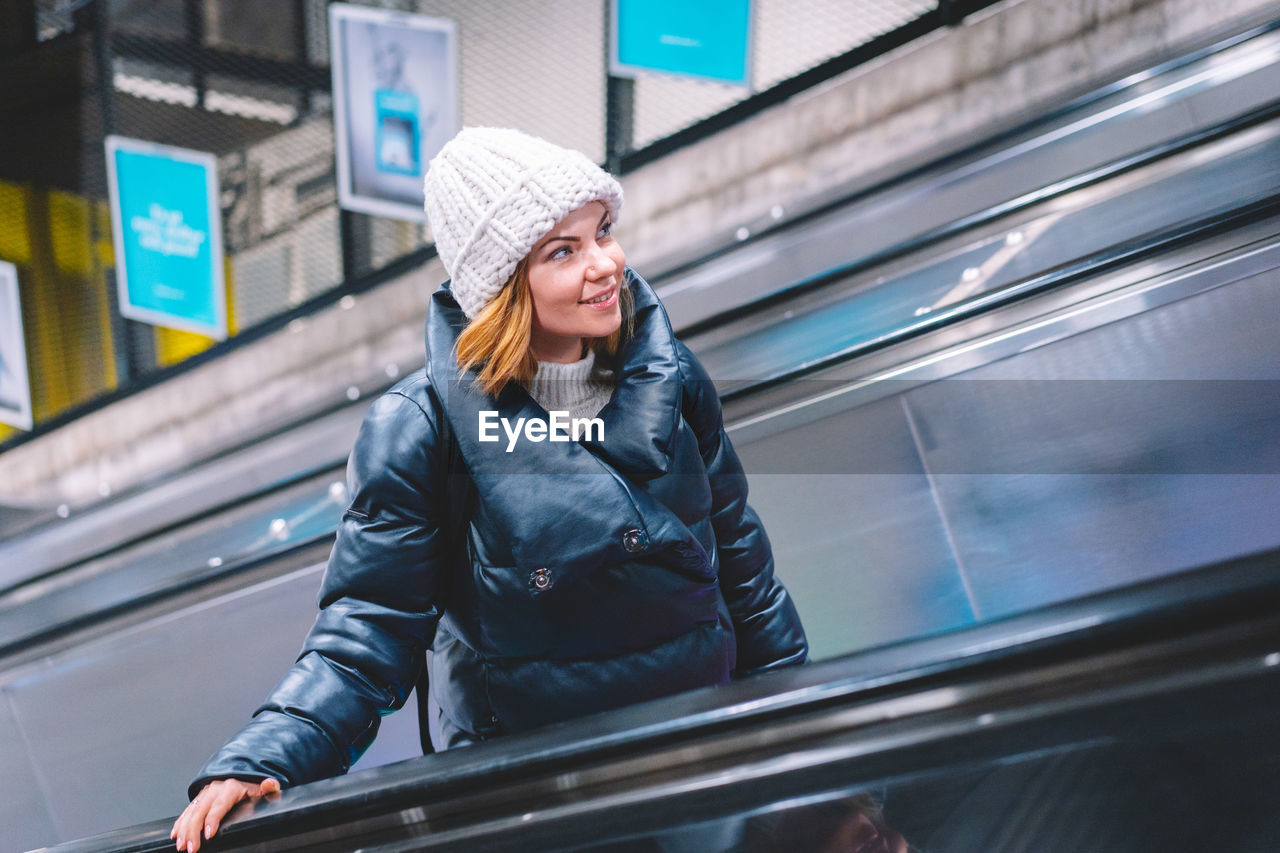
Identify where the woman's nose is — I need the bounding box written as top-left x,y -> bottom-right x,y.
586,245 -> 617,277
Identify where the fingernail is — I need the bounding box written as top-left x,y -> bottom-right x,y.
205,825 -> 213,839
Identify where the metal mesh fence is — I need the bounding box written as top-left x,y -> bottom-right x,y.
0,0 -> 949,445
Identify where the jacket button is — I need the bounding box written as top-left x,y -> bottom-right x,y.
622,528 -> 649,553
529,568 -> 552,591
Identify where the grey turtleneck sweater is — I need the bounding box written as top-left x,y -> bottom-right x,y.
524,348 -> 615,421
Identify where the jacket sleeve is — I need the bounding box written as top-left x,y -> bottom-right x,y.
677,342 -> 808,676
189,384 -> 449,797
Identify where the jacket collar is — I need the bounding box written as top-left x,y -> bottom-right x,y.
425,267 -> 682,480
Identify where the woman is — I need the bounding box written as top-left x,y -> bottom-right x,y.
172,127 -> 807,852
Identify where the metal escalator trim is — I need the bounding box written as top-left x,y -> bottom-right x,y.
721,223 -> 1280,434
0,392 -> 368,595
0,533 -> 336,663
0,461 -> 346,604
674,96 -> 1280,343
715,191 -> 1280,405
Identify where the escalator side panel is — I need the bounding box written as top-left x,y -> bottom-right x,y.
729,247 -> 1280,646
735,394 -> 978,661
0,692 -> 59,852
0,563 -> 421,846
908,262 -> 1280,618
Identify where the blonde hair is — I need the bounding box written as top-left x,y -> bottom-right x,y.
455,260 -> 633,397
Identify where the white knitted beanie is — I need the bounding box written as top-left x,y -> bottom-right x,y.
422,127 -> 624,319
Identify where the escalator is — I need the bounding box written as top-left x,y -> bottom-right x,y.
3,18 -> 1280,850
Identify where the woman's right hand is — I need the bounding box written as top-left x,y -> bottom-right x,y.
170,777 -> 281,852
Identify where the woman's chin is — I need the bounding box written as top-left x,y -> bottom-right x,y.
584,308 -> 623,338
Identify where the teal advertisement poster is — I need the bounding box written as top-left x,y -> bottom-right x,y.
0,261 -> 33,431
612,0 -> 752,86
105,136 -> 226,339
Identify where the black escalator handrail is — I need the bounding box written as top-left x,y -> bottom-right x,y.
39,544 -> 1280,852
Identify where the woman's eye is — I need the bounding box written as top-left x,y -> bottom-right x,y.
549,245 -> 570,260
598,221 -> 613,238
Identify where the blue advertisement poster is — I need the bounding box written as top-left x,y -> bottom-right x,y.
105,136 -> 227,339
330,3 -> 458,221
612,0 -> 752,86
0,261 -> 33,431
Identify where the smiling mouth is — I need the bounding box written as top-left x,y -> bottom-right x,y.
580,287 -> 615,305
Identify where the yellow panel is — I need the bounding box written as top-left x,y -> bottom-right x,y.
25,190 -> 70,416
94,199 -> 115,269
154,325 -> 215,366
95,199 -> 118,391
47,190 -> 93,276
224,257 -> 238,336
21,187 -> 120,421
0,180 -> 32,265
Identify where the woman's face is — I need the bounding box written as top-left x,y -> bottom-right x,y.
526,201 -> 626,363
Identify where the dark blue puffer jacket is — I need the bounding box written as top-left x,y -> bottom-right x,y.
192,269 -> 807,794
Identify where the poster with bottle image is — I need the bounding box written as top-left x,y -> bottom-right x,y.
330,3 -> 458,222
0,261 -> 33,431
